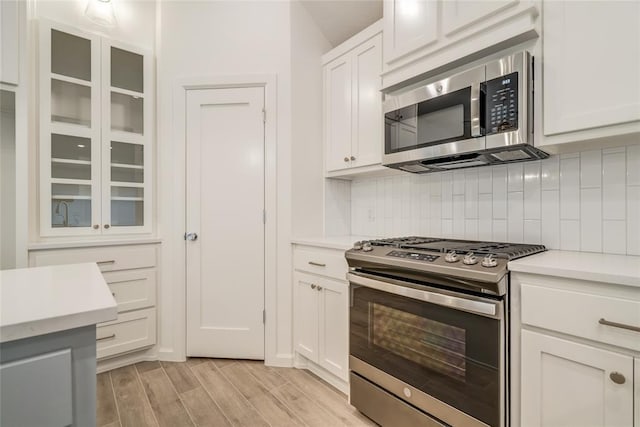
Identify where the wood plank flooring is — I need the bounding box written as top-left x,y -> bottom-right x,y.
97,359 -> 377,427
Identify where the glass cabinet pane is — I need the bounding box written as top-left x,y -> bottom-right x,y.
111,92 -> 143,134
52,162 -> 91,180
52,183 -> 91,198
51,134 -> 91,161
51,79 -> 91,126
111,47 -> 143,93
111,141 -> 143,166
111,199 -> 143,227
51,29 -> 91,81
51,199 -> 91,228
111,166 -> 143,183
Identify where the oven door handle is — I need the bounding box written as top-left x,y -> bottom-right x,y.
348,272 -> 501,319
470,82 -> 482,137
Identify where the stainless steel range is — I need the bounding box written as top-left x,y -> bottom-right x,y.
346,237 -> 545,427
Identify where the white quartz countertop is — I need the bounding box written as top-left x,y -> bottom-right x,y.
1,263 -> 118,343
508,250 -> 640,287
291,235 -> 379,251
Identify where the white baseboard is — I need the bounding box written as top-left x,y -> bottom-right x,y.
293,353 -> 349,395
265,352 -> 294,368
97,348 -> 157,373
157,348 -> 187,362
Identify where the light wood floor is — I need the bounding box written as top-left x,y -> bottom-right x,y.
97,358 -> 377,427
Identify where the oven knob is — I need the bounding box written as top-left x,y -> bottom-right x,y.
352,241 -> 363,250
482,254 -> 498,268
362,242 -> 373,252
444,251 -> 459,263
463,252 -> 478,265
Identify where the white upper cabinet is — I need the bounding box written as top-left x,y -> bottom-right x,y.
381,0 -> 537,89
324,23 -> 382,175
541,1 -> 640,141
383,0 -> 438,65
0,0 -> 19,85
441,0 -> 519,36
39,21 -> 153,237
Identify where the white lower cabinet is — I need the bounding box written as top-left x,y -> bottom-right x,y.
294,271 -> 349,382
521,330 -> 634,427
28,243 -> 158,361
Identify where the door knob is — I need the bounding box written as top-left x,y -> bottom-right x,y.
185,232 -> 198,241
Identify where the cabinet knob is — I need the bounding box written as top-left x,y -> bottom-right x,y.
104,224 -> 110,229
344,157 -> 349,162
317,286 -> 323,291
350,156 -> 356,161
93,224 -> 99,229
610,372 -> 626,385
310,284 -> 316,289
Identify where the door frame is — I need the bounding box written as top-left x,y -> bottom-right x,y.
168,74 -> 277,363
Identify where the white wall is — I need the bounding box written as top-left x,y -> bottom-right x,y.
291,0 -> 331,237
156,0 -> 295,364
349,145 -> 640,255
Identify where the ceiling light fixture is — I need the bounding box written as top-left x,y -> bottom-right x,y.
85,0 -> 117,28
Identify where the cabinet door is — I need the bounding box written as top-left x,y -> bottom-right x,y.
294,273 -> 319,362
0,0 -> 19,85
318,277 -> 349,381
442,0 -> 519,36
383,0 -> 438,65
543,1 -> 640,136
39,22 -> 102,236
521,330 -> 633,427
325,55 -> 352,172
101,39 -> 153,234
351,33 -> 382,169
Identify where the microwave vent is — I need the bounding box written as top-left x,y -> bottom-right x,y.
490,150 -> 531,162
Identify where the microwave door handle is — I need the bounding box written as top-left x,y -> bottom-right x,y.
470,82 -> 482,137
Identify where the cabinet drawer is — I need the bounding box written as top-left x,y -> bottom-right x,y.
101,269 -> 156,312
521,284 -> 640,351
96,308 -> 156,359
30,245 -> 157,272
293,248 -> 348,280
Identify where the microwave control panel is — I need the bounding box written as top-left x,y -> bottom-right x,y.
485,72 -> 518,135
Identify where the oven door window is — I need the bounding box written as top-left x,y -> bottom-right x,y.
350,285 -> 501,427
384,87 -> 471,154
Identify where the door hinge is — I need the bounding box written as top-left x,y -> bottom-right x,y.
262,309 -> 266,324
263,209 -> 266,224
262,108 -> 266,123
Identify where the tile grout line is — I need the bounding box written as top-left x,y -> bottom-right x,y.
214,360 -> 274,427
107,371 -> 123,427
157,362 -> 197,427
184,360 -> 235,427
133,364 -> 161,427
265,382 -> 312,427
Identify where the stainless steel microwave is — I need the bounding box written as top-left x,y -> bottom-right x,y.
383,51 -> 548,173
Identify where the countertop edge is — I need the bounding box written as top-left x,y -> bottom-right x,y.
28,237 -> 163,251
291,235 -> 379,251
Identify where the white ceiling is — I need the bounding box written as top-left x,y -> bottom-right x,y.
299,0 -> 383,47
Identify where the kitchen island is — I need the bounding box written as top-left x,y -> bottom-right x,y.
0,263 -> 117,427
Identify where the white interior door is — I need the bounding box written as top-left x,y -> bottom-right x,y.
186,86 -> 265,359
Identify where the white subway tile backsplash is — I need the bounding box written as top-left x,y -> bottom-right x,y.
603,220 -> 626,255
580,150 -> 602,188
524,162 -> 541,220
541,155 -> 560,190
580,188 -> 602,252
560,156 -> 580,220
627,145 -> 640,186
603,150 -> 626,220
627,185 -> 640,255
508,163 -> 524,192
492,166 -> 507,219
560,220 -> 580,250
507,192 -> 524,243
345,145 -> 638,254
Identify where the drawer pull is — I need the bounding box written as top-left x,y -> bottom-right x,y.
598,318 -> 640,333
97,334 -> 116,341
308,261 -> 326,267
609,372 -> 626,385
97,260 -> 116,265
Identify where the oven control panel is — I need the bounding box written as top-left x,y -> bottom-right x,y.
387,251 -> 439,262
485,71 -> 518,135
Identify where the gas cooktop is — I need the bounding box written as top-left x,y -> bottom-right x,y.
345,236 -> 546,292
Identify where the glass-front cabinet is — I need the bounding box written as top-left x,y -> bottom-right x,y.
39,21 -> 152,236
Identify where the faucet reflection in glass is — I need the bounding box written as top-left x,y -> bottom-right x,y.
55,200 -> 70,227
